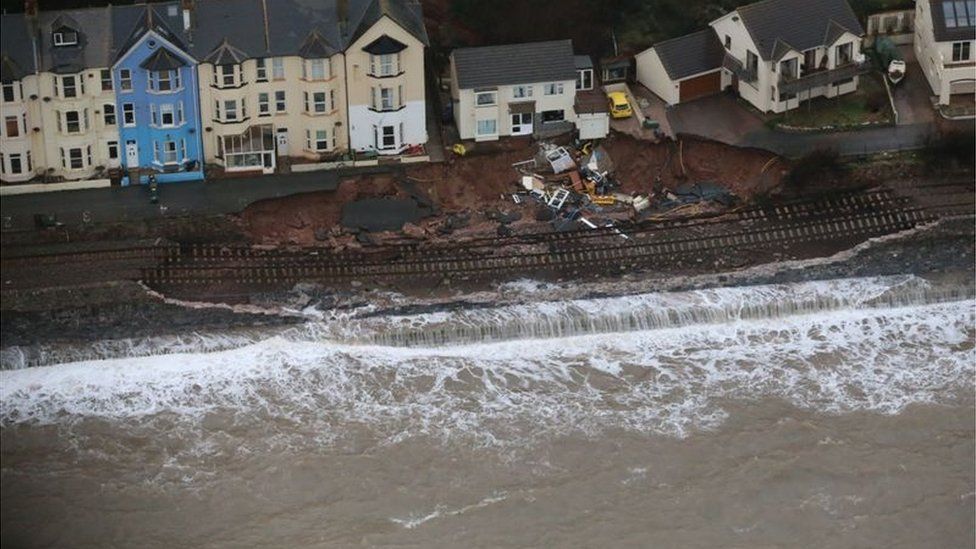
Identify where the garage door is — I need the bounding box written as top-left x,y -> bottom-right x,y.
679,71 -> 721,103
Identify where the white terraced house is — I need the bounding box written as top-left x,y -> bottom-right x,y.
636,0 -> 868,113
914,0 -> 976,105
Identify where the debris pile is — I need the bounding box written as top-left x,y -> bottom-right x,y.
508,141 -> 740,235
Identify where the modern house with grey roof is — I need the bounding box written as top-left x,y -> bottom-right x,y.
449,39 -> 609,141
636,0 -> 867,113
914,0 -> 976,106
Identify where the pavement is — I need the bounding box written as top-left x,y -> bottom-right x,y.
1,170 -> 341,232
665,89 -> 969,158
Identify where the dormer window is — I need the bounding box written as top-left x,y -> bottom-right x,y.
53,29 -> 78,47
302,58 -> 331,80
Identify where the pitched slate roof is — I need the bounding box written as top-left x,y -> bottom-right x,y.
0,14 -> 34,83
139,46 -> 188,70
363,34 -> 407,54
37,7 -> 113,73
929,0 -> 976,42
188,0 -> 269,61
452,39 -> 576,89
652,29 -> 724,80
202,39 -> 250,65
347,0 -> 429,48
736,0 -> 864,60
0,0 -> 428,75
112,3 -> 191,64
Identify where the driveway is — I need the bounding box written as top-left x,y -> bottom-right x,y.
891,45 -> 936,125
667,89 -> 946,158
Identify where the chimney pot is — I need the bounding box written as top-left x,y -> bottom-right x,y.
24,0 -> 38,17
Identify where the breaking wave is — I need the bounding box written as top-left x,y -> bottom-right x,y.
0,276 -> 973,456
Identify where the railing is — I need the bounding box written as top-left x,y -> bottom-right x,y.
778,61 -> 871,95
722,53 -> 758,84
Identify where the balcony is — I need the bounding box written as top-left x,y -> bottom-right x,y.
722,53 -> 757,84
778,61 -> 871,95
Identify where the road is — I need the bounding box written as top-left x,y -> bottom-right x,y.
1,170 -> 342,232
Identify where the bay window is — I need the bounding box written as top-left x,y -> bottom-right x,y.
369,53 -> 398,76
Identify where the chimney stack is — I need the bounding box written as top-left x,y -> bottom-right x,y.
180,0 -> 195,32
338,0 -> 348,37
24,0 -> 38,17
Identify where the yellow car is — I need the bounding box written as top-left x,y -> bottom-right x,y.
608,91 -> 633,119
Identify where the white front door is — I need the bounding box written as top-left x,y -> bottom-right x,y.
275,128 -> 289,156
511,113 -> 533,135
125,139 -> 139,167
262,152 -> 275,174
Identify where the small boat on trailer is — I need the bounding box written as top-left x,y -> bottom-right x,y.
887,60 -> 906,85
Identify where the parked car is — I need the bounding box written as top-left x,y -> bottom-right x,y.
607,91 -> 633,119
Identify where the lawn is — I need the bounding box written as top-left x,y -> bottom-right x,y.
771,73 -> 894,130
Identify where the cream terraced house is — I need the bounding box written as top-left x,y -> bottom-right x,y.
1,5 -> 122,183
449,40 -> 579,141
1,14 -> 37,182
345,13 -> 428,154
189,0 -> 428,174
637,0 -> 867,114
914,0 -> 976,105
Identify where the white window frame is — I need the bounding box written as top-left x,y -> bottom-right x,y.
160,103 -> 176,127
952,41 -> 972,62
107,140 -> 119,160
64,110 -> 82,134
224,99 -> 238,121
1,82 -> 16,102
4,115 -> 20,138
53,30 -> 78,46
258,92 -> 270,115
576,69 -> 593,91
119,69 -> 132,92
61,75 -> 78,98
274,90 -> 286,112
476,118 -> 497,136
475,90 -> 497,106
370,53 -> 398,76
512,85 -> 532,98
122,103 -> 136,127
100,69 -> 113,91
103,103 -> 116,125
272,57 -> 285,80
544,82 -> 564,96
255,58 -> 268,82
162,140 -> 179,165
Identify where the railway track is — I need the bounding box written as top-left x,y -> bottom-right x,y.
143,206 -> 934,288
2,183 -> 972,294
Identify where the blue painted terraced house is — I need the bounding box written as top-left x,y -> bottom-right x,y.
112,5 -> 203,184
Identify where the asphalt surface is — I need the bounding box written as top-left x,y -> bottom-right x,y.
1,171 -> 342,232
667,92 -> 973,158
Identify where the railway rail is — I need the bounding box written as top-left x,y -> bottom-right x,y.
2,182 -> 972,294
